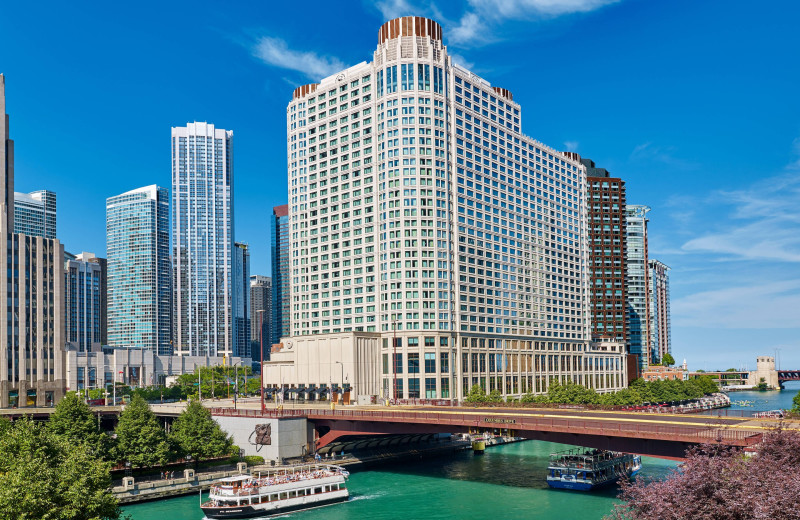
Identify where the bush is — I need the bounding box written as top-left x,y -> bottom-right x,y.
243,455 -> 265,466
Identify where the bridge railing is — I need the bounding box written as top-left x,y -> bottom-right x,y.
209,408 -> 762,445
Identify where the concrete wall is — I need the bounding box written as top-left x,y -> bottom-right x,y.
214,415 -> 310,461
747,356 -> 779,388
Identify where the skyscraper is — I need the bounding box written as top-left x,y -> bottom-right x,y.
172,122 -> 235,358
271,204 -> 289,344
14,189 -> 56,238
233,242 -> 251,358
648,259 -> 671,364
250,275 -> 272,361
106,185 -> 171,355
626,205 -> 651,375
1,74 -> 66,407
280,17 -> 628,401
574,156 -> 628,344
65,252 -> 103,353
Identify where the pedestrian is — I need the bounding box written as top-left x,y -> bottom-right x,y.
161,471 -> 164,480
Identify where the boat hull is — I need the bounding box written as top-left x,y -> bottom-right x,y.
546,475 -> 621,491
202,495 -> 349,519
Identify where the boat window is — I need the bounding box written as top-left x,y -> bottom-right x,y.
315,487 -> 323,494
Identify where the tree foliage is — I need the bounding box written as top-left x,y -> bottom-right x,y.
792,391 -> 800,414
464,384 -> 488,403
47,392 -> 112,460
114,395 -> 171,468
169,399 -> 233,462
0,418 -> 120,520
661,353 -> 675,366
607,428 -> 800,520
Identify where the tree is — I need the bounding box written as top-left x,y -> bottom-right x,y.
546,380 -> 598,404
47,392 -> 111,460
662,353 -> 675,366
169,399 -> 233,462
464,384 -> 487,404
487,389 -> 503,403
114,395 -> 171,468
792,391 -> 800,414
756,377 -> 769,392
607,428 -> 800,520
0,417 -> 121,520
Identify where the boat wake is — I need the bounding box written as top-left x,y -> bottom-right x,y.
348,491 -> 387,502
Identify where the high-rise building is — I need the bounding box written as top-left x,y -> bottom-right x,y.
172,122 -> 235,358
271,204 -> 289,344
278,17 -> 629,401
626,205 -> 650,375
65,252 -> 103,354
106,185 -> 172,355
14,190 -> 56,238
1,74 -> 66,407
250,275 -> 272,362
648,259 -> 671,364
233,242 -> 251,358
568,156 -> 628,344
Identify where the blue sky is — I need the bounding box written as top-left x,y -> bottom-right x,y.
1,0 -> 798,370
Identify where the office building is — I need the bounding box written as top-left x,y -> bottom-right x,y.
250,275 -> 272,362
625,205 -> 650,375
106,185 -> 172,355
14,189 -> 56,239
65,252 -> 104,354
272,17 -> 627,401
271,204 -> 290,344
648,259 -> 671,364
233,242 -> 251,358
1,74 -> 66,407
172,122 -> 235,358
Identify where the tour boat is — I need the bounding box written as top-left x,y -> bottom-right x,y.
201,463 -> 350,519
546,449 -> 641,491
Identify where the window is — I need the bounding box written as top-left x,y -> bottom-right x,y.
408,353 -> 420,373
393,353 -> 403,374
440,352 -> 449,373
408,377 -> 420,398
424,352 -> 436,373
425,377 -> 437,398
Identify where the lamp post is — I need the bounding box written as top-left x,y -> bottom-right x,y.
334,361 -> 345,404
232,361 -> 241,410
256,309 -> 266,414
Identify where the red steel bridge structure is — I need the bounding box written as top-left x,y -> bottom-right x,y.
778,370 -> 800,383
211,406 -> 791,460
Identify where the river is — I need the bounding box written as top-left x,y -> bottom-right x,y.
123,383 -> 799,520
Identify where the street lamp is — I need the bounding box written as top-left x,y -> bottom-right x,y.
334,361 -> 345,404
256,309 -> 267,414
232,361 -> 241,411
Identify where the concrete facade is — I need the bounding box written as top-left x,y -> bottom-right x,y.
1,75 -> 66,408
746,356 -> 780,389
213,415 -> 312,460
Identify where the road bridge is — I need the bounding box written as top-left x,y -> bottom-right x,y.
211,405 -> 791,460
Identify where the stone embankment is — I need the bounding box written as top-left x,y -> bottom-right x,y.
112,463 -> 248,504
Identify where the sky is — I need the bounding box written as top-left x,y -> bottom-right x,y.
1,0 -> 798,370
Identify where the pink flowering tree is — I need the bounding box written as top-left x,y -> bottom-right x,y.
606,427 -> 800,520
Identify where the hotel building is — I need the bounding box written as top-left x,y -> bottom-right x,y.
271,205 -> 290,344
64,252 -> 104,355
267,17 -> 627,401
171,122 -> 236,358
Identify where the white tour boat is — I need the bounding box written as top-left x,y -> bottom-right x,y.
201,463 -> 350,519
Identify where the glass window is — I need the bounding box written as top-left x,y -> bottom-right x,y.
424,352 -> 436,373
408,353 -> 420,374
408,378 -> 420,398
425,378 -> 436,398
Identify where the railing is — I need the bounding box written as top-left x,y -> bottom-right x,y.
209,407 -> 763,445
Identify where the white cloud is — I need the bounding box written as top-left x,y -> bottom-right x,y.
467,0 -> 620,18
680,174 -> 800,263
563,140 -> 579,152
671,280 -> 800,329
375,0 -> 416,20
252,36 -> 347,80
630,142 -> 697,170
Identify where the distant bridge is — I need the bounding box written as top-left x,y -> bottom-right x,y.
778,370 -> 800,383
211,406 -> 785,460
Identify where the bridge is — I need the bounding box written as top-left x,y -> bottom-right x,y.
778,370 -> 800,383
210,405 -> 789,460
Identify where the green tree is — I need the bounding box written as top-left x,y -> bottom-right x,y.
756,377 -> 769,392
114,395 -> 171,468
169,399 -> 233,462
546,380 -> 598,404
487,389 -> 503,403
47,392 -> 112,460
792,391 -> 800,414
464,384 -> 488,404
694,375 -> 719,395
662,353 -> 675,366
0,418 -> 121,520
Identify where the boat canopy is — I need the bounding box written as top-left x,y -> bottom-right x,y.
215,475 -> 251,484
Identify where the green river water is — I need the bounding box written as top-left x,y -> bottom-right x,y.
124,383 -> 799,520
